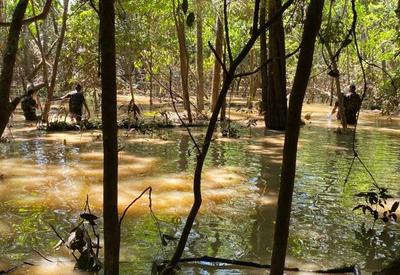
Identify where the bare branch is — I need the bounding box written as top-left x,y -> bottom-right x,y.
168,68 -> 201,154
32,248 -> 54,263
139,54 -> 209,120
48,223 -> 65,244
208,41 -> 228,74
235,45 -> 300,78
119,187 -> 152,226
0,0 -> 53,27
88,0 -> 100,16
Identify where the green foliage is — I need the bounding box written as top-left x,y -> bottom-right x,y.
353,187 -> 399,223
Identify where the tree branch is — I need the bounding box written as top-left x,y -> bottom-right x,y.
223,0 -> 233,63
0,0 -> 53,27
235,45 -> 300,78
208,41 -> 228,74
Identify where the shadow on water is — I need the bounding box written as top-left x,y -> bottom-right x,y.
1,106 -> 400,274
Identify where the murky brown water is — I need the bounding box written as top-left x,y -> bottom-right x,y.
1,104 -> 400,274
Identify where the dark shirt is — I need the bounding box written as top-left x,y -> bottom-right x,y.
343,92 -> 361,124
65,91 -> 85,115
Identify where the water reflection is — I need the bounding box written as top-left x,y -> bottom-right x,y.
1,106 -> 400,274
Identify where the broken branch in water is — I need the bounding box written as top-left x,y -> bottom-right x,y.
32,248 -> 54,263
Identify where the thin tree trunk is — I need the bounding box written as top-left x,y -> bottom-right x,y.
0,0 -> 4,22
42,0 -> 69,122
93,89 -> 98,117
22,27 -> 33,83
381,44 -> 386,81
270,1 -> 324,274
247,49 -> 257,108
128,72 -> 135,105
163,1 -> 295,273
31,6 -> 50,113
0,0 -> 29,137
99,0 -> 120,274
260,0 -> 268,126
196,0 -> 205,111
173,0 -> 192,123
329,77 -> 334,106
326,43 -> 347,131
346,47 -> 350,84
149,50 -> 153,109
211,16 -> 223,111
221,66 -> 227,121
267,0 -> 287,130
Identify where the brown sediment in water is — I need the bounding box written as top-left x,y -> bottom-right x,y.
1,103 -> 400,274
0,144 -> 247,215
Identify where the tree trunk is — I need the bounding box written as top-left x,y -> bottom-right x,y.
149,49 -> 153,109
99,0 -> 120,274
163,1 -> 296,273
267,0 -> 287,130
0,0 -> 4,22
0,0 -> 29,137
211,16 -> 223,112
196,0 -> 205,111
31,5 -> 50,114
173,0 -> 192,123
260,0 -> 268,126
247,49 -> 257,108
22,27 -> 33,84
42,0 -> 69,123
270,0 -> 324,274
326,43 -> 347,131
329,77 -> 334,106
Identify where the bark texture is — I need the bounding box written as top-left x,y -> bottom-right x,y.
173,0 -> 192,123
0,0 -> 29,137
42,0 -> 69,122
196,0 -> 205,111
267,0 -> 287,130
260,0 -> 268,125
99,0 -> 120,274
270,1 -> 324,274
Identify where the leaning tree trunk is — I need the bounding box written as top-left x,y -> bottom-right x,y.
99,0 -> 120,274
270,1 -> 324,274
0,0 -> 29,137
266,0 -> 287,130
42,0 -> 69,123
196,0 -> 205,111
210,15 -> 223,112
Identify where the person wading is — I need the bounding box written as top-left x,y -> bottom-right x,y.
21,88 -> 40,121
60,84 -> 91,123
331,84 -> 361,125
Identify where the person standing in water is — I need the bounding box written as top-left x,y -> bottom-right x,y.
60,84 -> 91,122
331,84 -> 361,125
21,88 -> 39,121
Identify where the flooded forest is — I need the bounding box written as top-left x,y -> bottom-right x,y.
1,0 -> 400,274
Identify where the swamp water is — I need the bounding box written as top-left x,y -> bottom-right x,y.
0,105 -> 400,274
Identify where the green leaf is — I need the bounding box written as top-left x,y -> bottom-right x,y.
186,12 -> 195,27
390,201 -> 399,213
